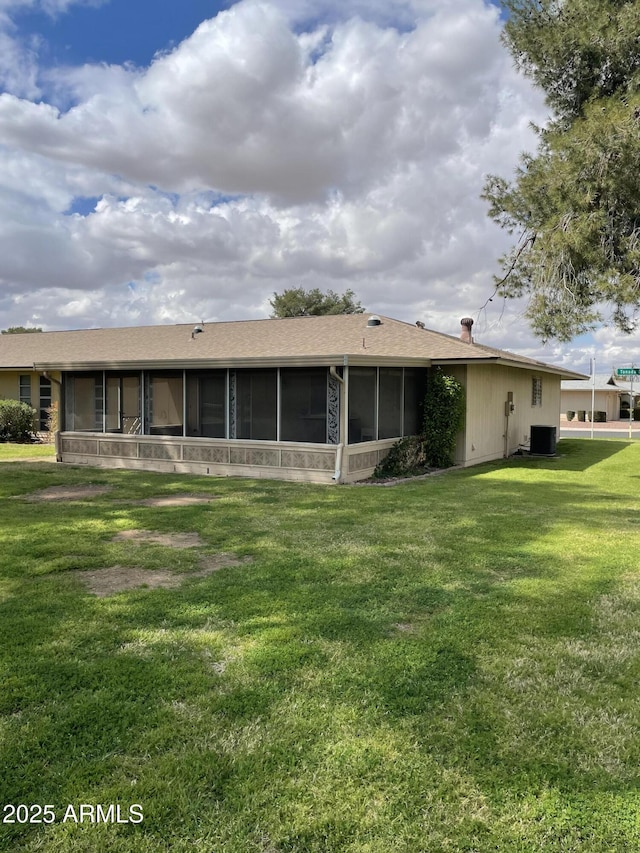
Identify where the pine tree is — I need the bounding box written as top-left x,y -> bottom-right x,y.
483,0 -> 640,340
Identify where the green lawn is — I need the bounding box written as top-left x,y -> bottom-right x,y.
0,442 -> 56,461
1,439 -> 640,852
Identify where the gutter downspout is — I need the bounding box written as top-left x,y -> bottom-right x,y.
41,370 -> 62,386
330,365 -> 345,483
39,369 -> 63,460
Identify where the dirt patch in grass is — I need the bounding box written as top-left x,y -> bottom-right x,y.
112,529 -> 204,548
196,553 -> 252,573
19,484 -> 113,501
129,494 -> 219,507
78,553 -> 253,596
393,622 -> 417,633
78,565 -> 182,596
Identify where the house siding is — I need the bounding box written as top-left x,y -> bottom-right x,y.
462,364 -> 560,465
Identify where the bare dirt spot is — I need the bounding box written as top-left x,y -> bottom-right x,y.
20,484 -> 113,502
77,554 -> 253,596
78,566 -> 182,597
112,529 -> 204,548
393,622 -> 417,633
129,494 -> 219,507
195,554 -> 253,575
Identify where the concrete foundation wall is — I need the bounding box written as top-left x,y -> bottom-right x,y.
59,433 -> 402,484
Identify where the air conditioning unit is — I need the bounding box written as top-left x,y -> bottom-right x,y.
530,425 -> 557,455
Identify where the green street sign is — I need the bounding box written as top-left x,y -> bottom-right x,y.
616,368 -> 640,376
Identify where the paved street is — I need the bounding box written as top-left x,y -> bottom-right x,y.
560,419 -> 640,440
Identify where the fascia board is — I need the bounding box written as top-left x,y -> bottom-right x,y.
433,356 -> 588,381
34,354 -> 432,371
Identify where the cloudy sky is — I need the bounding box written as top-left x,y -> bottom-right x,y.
0,0 -> 636,375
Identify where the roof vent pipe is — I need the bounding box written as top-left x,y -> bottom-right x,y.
367,315 -> 381,327
460,317 -> 474,344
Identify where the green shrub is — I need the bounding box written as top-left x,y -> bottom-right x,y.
423,369 -> 465,469
577,410 -> 586,421
566,410 -> 575,421
620,409 -> 630,419
634,408 -> 640,421
374,436 -> 427,479
594,411 -> 607,422
0,399 -> 37,442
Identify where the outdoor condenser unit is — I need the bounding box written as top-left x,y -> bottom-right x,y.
530,425 -> 557,455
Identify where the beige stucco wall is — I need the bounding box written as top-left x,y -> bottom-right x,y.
0,371 -> 25,401
0,370 -> 62,416
458,364 -> 561,465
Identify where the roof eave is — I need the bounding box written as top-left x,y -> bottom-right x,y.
33,354 -> 433,372
431,356 -> 588,380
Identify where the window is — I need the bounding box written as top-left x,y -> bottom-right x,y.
39,376 -> 52,430
146,372 -> 183,436
19,375 -> 31,406
347,367 -> 427,444
532,376 -> 542,407
403,368 -> 427,436
187,372 -> 226,437
378,368 -> 403,439
280,368 -> 328,443
348,367 -> 377,443
64,374 -> 103,431
236,369 -> 277,440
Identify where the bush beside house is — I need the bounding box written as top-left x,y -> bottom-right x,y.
374,369 -> 466,478
0,400 -> 37,442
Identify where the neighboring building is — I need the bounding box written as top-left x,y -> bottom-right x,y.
0,315 -> 585,482
0,364 -> 60,432
561,373 -> 634,422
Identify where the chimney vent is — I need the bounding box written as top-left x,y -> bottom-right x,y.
460,317 -> 474,344
367,315 -> 381,327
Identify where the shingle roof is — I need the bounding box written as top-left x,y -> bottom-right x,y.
0,315 -> 585,378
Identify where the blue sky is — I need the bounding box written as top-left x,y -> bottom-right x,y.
12,1 -> 233,69
11,0 -> 507,70
0,0 -> 628,372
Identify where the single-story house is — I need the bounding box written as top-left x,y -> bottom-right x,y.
0,314 -> 585,482
561,373 -> 638,422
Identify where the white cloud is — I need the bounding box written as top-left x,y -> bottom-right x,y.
0,1 -> 525,202
1,0 -> 632,369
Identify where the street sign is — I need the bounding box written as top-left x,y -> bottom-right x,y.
616,368 -> 640,376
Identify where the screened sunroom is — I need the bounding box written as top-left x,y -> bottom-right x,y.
58,363 -> 427,482
62,366 -> 426,445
